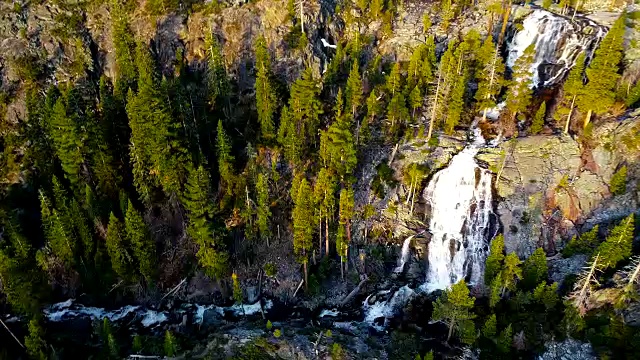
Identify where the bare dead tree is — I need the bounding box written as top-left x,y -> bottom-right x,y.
567,253 -> 601,316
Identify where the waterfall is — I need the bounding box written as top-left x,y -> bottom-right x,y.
422,132 -> 494,291
394,235 -> 414,273
506,9 -> 606,88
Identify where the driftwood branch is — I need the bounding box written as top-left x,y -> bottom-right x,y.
340,275 -> 369,307
293,279 -> 305,298
161,278 -> 187,302
127,355 -> 161,359
0,318 -> 24,348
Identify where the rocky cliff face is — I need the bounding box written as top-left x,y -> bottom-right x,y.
477,118 -> 640,258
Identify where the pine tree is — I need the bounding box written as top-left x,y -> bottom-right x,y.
505,44 -> 535,134
533,282 -> 559,311
489,272 -> 502,308
555,53 -> 586,134
232,272 -> 244,315
338,187 -> 354,278
530,102 -> 546,135
409,85 -> 422,121
475,37 -> 505,121
596,214 -> 635,270
370,0 -> 383,20
581,14 -> 626,125
314,168 -> 337,257
25,318 -> 48,360
292,178 -> 313,290
205,32 -> 231,111
216,120 -> 235,198
256,173 -> 272,241
386,92 -> 409,139
105,212 -> 131,280
386,62 -> 403,96
254,36 -> 278,140
563,225 -> 600,257
164,330 -> 177,357
501,253 -> 523,295
482,313 -> 497,339
485,234 -> 505,285
48,97 -> 84,187
522,248 -> 548,290
431,280 -> 476,342
362,89 -> 381,144
321,120 -> 358,181
287,68 -> 323,150
445,74 -> 467,135
127,42 -> 187,200
497,324 -> 513,353
125,201 -> 156,282
39,192 -> 76,270
610,165 -> 627,196
346,60 -> 363,118
278,105 -> 304,165
427,40 -> 457,140
111,0 -> 137,98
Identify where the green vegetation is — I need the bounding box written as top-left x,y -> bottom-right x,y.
610,165 -> 627,195
0,3 -> 639,360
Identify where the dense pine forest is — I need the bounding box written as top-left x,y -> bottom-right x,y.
1,0 -> 640,358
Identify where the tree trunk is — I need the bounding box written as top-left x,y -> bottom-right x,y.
325,217 -> 330,257
498,5 -> 511,46
447,319 -> 455,342
565,95 -> 576,134
299,0 -> 304,34
584,109 -> 592,129
340,259 -> 344,281
318,211 -> 322,258
410,185 -> 417,216
428,72 -> 442,141
303,260 -> 308,291
345,222 -> 351,273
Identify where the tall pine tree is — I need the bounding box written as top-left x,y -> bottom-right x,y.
254,36 -> 278,140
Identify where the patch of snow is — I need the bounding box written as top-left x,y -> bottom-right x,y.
321,38 -> 337,49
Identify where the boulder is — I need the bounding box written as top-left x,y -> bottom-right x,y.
538,338 -> 596,360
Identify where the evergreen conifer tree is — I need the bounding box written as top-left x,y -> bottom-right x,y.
556,53 -> 586,133
286,68 -> 323,150
292,178 -> 313,290
346,60 -> 363,118
125,201 -> 156,282
431,280 -> 476,342
216,120 -> 236,198
48,97 -> 84,187
581,14 -> 626,126
164,330 -> 177,357
505,44 -> 535,135
530,102 -> 546,135
105,212 -> 131,280
427,40 -> 457,140
485,234 -> 505,285
596,214 -> 635,270
314,168 -> 337,257
475,37 -> 505,121
501,253 -> 523,295
522,247 -> 548,290
254,36 -> 278,140
337,187 -> 354,278
25,318 -> 48,360
256,173 -> 272,241
205,32 -> 231,111
111,0 -> 137,98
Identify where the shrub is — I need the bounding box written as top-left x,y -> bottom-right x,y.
266,320 -> 272,330
264,262 -> 277,277
274,329 -> 282,338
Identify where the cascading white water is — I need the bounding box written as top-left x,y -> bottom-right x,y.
422,131 -> 494,291
507,9 -> 606,88
394,235 -> 414,273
